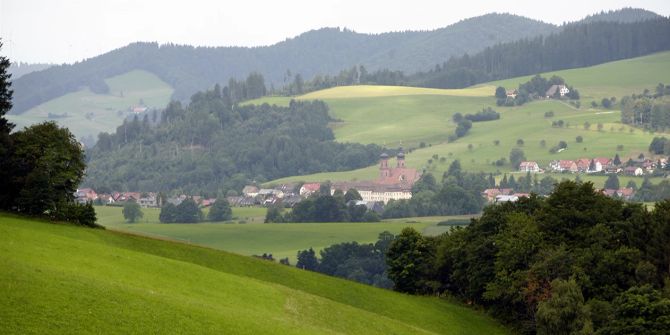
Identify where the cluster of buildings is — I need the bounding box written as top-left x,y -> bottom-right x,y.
74,189 -> 160,207
518,156 -> 668,176
481,188 -> 531,203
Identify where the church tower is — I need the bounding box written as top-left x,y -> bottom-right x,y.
396,147 -> 405,168
380,152 -> 390,178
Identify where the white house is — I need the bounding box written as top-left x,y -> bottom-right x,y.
519,161 -> 540,173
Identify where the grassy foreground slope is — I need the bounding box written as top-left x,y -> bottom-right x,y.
0,214 -> 507,334
265,52 -> 670,185
7,70 -> 173,140
95,206 -> 453,262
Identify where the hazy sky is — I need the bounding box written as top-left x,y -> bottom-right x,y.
1,0 -> 669,64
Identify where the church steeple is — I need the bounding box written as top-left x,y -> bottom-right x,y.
396,147 -> 405,168
380,151 -> 390,178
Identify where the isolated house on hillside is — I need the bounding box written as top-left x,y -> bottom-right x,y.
545,84 -> 569,98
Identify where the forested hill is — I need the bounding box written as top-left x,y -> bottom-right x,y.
83,78 -> 381,194
414,17 -> 670,89
10,13 -> 557,114
576,7 -> 663,24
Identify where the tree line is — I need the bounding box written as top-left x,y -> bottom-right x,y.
385,181 -> 670,334
0,42 -> 96,227
620,84 -> 670,131
412,18 -> 670,89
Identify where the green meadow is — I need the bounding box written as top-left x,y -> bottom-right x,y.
95,206 -> 454,262
264,52 -> 670,186
0,214 -> 507,334
7,70 -> 173,140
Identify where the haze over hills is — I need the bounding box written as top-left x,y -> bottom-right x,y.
10,7 -> 662,116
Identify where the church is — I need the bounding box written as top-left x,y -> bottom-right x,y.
331,148 -> 421,204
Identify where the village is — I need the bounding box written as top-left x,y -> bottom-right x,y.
75,148 -> 670,212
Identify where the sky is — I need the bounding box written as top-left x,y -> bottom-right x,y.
1,0 -> 669,64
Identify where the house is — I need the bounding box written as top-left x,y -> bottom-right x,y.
624,166 -> 644,176
642,159 -> 656,172
550,160 -> 578,173
242,185 -> 259,198
98,194 -> 115,205
481,188 -> 514,202
506,89 -> 518,99
299,183 -> 321,197
74,188 -> 98,203
519,161 -> 540,173
132,106 -> 148,114
138,193 -> 158,208
258,189 -> 284,199
592,157 -> 612,172
495,195 -> 520,203
545,84 -> 569,98
602,188 -> 635,200
659,158 -> 668,169
575,158 -> 591,173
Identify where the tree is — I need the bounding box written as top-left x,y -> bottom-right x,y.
495,86 -> 507,100
175,198 -> 202,223
452,112 -> 464,123
208,197 -> 232,221
386,227 -> 436,294
0,41 -> 13,209
509,148 -> 526,169
576,135 -> 583,143
344,188 -> 363,203
159,203 -> 178,223
536,279 -> 592,335
613,153 -> 622,166
122,200 -> 143,223
601,97 -> 612,109
296,248 -> 318,270
604,174 -> 620,190
10,122 -> 85,215
597,285 -> 670,335
516,139 -> 524,147
265,206 -> 284,223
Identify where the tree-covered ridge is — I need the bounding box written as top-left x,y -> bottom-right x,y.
385,181 -> 670,334
9,13 -> 560,114
414,18 -> 670,89
83,84 -> 381,194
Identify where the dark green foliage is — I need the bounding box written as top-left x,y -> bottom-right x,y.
604,174 -> 620,190
286,193 -> 379,223
208,198 -> 232,222
620,87 -> 670,131
495,86 -> 506,100
535,279 -> 591,335
296,248 -> 318,271
509,148 -> 526,169
9,122 -> 86,215
464,107 -> 500,122
84,86 -> 381,193
122,200 -> 143,223
454,119 -> 472,138
264,206 -> 284,223
344,188 -> 363,202
386,227 -> 438,294
159,199 -> 203,223
649,136 -> 669,154
52,201 -> 98,228
414,19 -> 670,89
389,181 -> 670,333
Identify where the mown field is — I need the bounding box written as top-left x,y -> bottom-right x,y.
0,214 -> 508,334
263,52 -> 670,186
95,206 -> 456,262
7,70 -> 173,140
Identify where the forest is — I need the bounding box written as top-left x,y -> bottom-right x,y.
83,76 -> 381,194
385,181 -> 670,334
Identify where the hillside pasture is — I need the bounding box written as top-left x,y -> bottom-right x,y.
0,214 -> 508,334
7,70 -> 173,140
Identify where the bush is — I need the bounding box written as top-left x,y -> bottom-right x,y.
122,200 -> 143,223
576,135 -> 583,143
544,111 -> 554,118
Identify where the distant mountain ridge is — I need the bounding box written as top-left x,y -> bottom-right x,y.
9,8 -> 663,115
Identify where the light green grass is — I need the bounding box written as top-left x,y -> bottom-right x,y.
300,84 -> 494,99
265,53 -> 670,185
487,51 -> 670,103
7,70 -> 173,140
0,214 -> 507,334
95,206 -> 451,262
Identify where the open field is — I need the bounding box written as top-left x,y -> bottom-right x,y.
264,52 -> 670,185
0,214 -> 507,334
487,51 -> 670,103
7,70 -> 173,140
95,206 -> 455,262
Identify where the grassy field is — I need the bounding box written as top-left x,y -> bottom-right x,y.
7,70 -> 173,140
263,52 -> 670,186
95,206 -> 454,262
0,214 -> 507,334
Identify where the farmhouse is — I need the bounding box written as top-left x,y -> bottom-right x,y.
299,183 -> 321,196
506,89 -> 518,99
331,148 -> 420,204
550,160 -> 578,173
242,185 -> 259,197
545,84 -> 569,98
518,161 -> 540,173
482,188 -> 514,202
624,166 -> 644,176
592,157 -> 612,172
